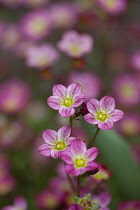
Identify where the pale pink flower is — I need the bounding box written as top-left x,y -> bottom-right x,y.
2,196 -> 27,210
39,126 -> 75,159
61,139 -> 98,176
92,192 -> 111,210
20,10 -> 52,40
97,0 -> 127,15
26,44 -> 59,68
84,96 -> 124,130
57,30 -> 93,58
47,83 -> 85,118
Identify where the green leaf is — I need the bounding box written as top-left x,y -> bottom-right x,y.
83,122 -> 140,200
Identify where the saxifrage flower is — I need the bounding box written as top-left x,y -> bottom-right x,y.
47,83 -> 85,118
39,126 -> 75,159
61,139 -> 98,176
84,96 -> 124,130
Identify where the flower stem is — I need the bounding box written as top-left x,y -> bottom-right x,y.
77,176 -> 80,197
88,127 -> 100,148
66,173 -> 76,193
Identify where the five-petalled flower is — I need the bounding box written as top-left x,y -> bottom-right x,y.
84,96 -> 124,130
39,126 -> 75,159
47,83 -> 85,118
61,139 -> 98,176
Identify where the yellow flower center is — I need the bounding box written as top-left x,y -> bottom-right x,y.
75,158 -> 86,168
55,142 -> 66,150
80,199 -> 91,210
93,170 -> 109,181
62,98 -> 74,108
106,0 -> 117,8
96,112 -> 108,122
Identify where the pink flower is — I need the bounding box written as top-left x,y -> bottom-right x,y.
68,204 -> 83,210
47,83 -> 85,118
20,10 -> 52,41
84,96 -> 124,130
2,196 -> 27,210
97,0 -> 127,15
67,71 -> 102,99
61,139 -> 98,176
118,200 -> 140,210
25,44 -> 59,68
39,126 -> 75,159
57,30 -> 93,58
92,192 -> 111,210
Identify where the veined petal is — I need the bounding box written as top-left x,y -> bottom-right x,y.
52,84 -> 66,97
58,126 -> 71,140
87,99 -> 100,113
98,119 -> 113,130
47,96 -> 61,110
67,137 -> 76,145
86,147 -> 99,162
73,94 -> 85,107
67,83 -> 82,97
100,96 -> 115,113
111,109 -> 124,122
38,144 -> 52,157
61,151 -> 73,164
59,106 -> 75,118
43,129 -> 57,144
70,139 -> 87,156
84,113 -> 99,124
65,164 -> 81,176
85,162 -> 98,171
51,150 -> 60,159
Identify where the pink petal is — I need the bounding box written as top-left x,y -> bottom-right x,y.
68,204 -> 83,210
70,139 -> 87,156
42,129 -> 57,144
47,96 -> 61,110
52,84 -> 66,97
65,164 -> 81,176
98,119 -> 113,130
59,106 -> 75,118
14,197 -> 27,209
61,151 -> 73,164
67,83 -> 82,96
100,96 -> 115,113
110,109 -> 124,122
51,150 -> 60,159
85,162 -> 98,171
38,144 -> 52,157
87,99 -> 100,113
97,192 -> 111,207
73,94 -> 85,107
58,126 -> 71,140
86,147 -> 99,161
67,137 -> 76,145
84,113 -> 99,124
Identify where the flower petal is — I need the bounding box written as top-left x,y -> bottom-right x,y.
67,83 -> 82,96
43,129 -> 57,144
87,99 -> 100,113
61,151 -> 73,164
70,139 -> 87,156
67,137 -> 76,145
100,96 -> 115,113
52,84 -> 66,97
51,150 -> 60,159
38,144 -> 52,157
73,94 -> 85,107
98,119 -> 113,130
58,126 -> 71,140
59,106 -> 75,118
47,96 -> 61,110
14,196 -> 27,209
85,162 -> 98,172
65,164 -> 81,176
68,204 -> 83,210
111,109 -> 124,122
84,113 -> 99,124
86,147 -> 99,162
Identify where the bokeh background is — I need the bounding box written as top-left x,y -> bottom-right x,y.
0,0 -> 140,209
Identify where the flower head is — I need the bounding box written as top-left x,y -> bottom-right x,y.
47,83 -> 85,118
39,126 -> 75,159
84,96 -> 124,130
61,139 -> 98,176
57,30 -> 93,58
2,196 -> 27,210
